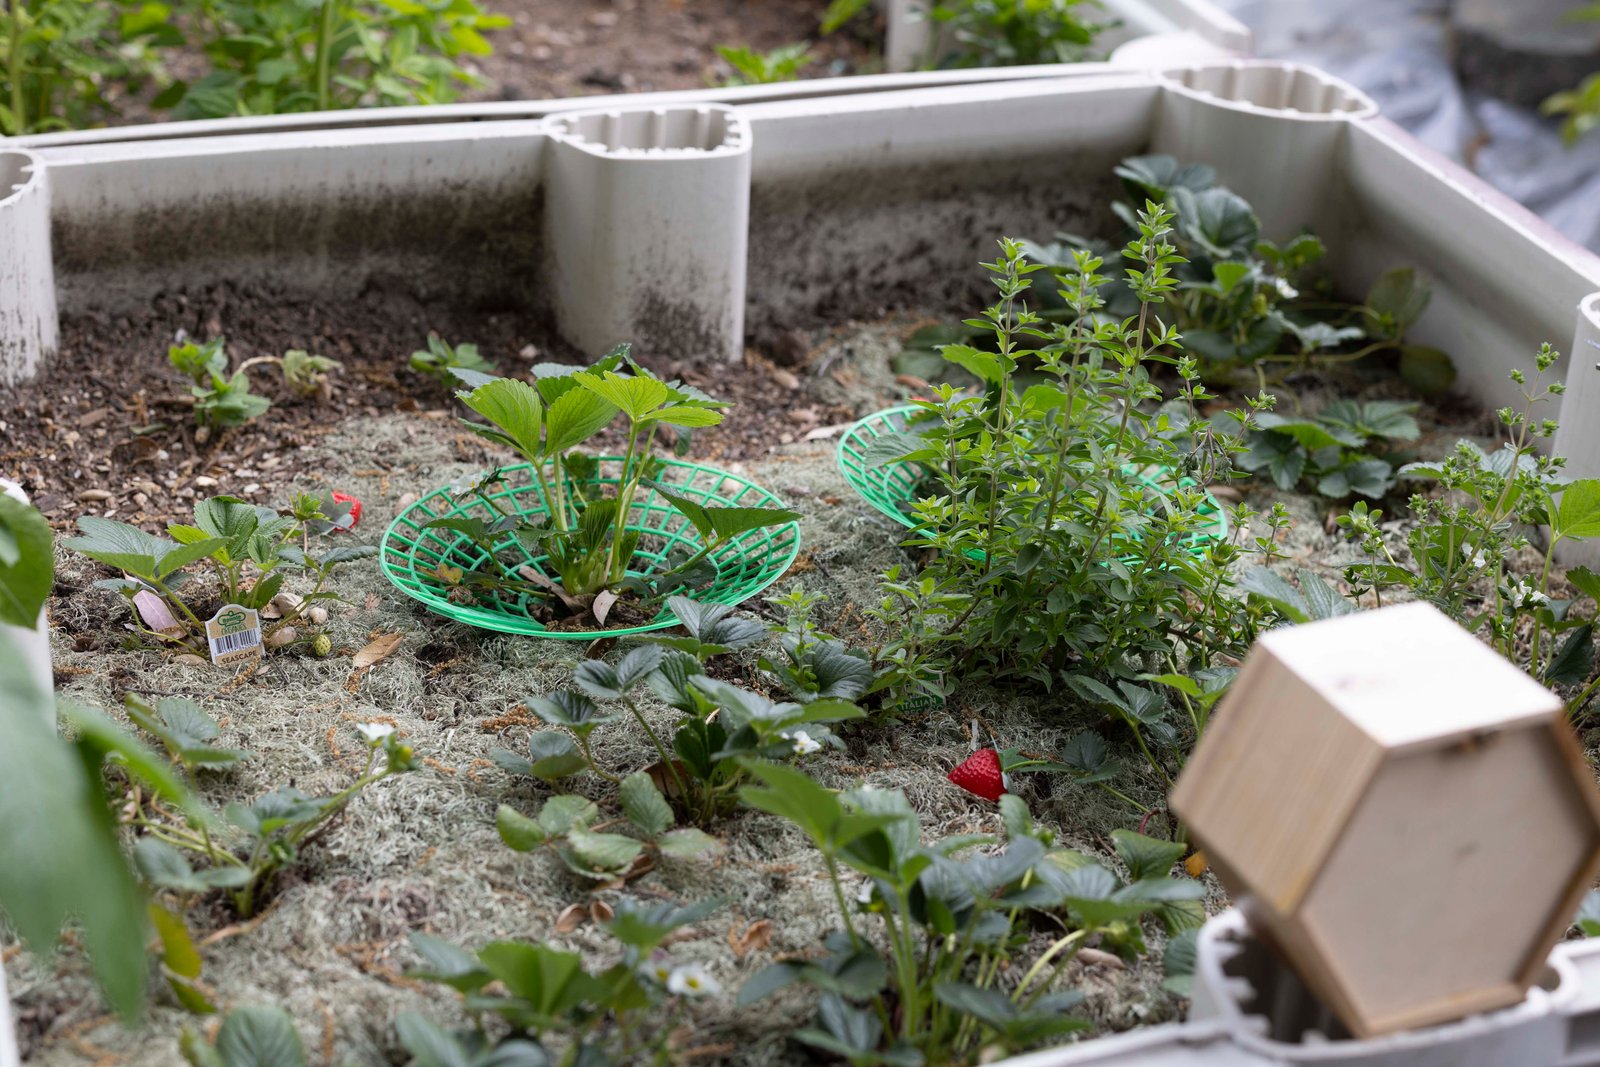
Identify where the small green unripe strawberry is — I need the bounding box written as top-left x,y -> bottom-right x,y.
311,632 -> 333,658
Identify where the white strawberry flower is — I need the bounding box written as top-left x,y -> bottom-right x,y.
356,722 -> 395,743
782,728 -> 822,756
667,963 -> 721,997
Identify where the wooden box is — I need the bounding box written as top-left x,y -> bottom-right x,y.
1171,601 -> 1600,1037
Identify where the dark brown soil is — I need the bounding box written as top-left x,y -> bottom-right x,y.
0,282 -> 864,534
114,0 -> 884,128
464,0 -> 884,102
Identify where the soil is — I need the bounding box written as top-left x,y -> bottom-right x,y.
116,0 -> 884,128
0,282 -> 862,533
461,0 -> 885,102
0,293 -> 1571,1065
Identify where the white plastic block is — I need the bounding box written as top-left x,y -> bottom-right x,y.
544,104 -> 751,363
1188,909 -> 1574,1064
0,959 -> 15,1067
0,150 -> 57,387
1555,293 -> 1600,566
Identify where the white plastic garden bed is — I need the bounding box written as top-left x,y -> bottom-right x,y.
1004,909 -> 1600,1067
6,57 -> 1600,1062
4,60 -> 1598,478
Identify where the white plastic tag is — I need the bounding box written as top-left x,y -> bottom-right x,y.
205,603 -> 263,667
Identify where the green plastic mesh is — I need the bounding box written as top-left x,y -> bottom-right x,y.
380,458 -> 801,638
836,404 -> 1229,552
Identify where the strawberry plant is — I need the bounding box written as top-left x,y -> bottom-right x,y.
64,491 -> 373,658
928,0 -> 1105,68
500,595 -> 868,825
169,336 -> 272,430
409,332 -> 498,386
1238,398 -> 1420,499
181,1006 -> 308,1067
399,898 -> 725,1065
738,766 -> 1203,1062
421,345 -> 797,628
275,348 -> 342,401
163,0 -> 509,119
495,772 -> 722,883
126,711 -> 417,922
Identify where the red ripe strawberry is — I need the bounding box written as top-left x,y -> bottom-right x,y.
948,748 -> 1007,802
330,491 -> 362,532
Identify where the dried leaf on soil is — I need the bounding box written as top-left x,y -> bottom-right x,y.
352,631 -> 404,669
728,919 -> 774,959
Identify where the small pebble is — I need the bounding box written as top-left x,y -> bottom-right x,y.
264,627 -> 298,649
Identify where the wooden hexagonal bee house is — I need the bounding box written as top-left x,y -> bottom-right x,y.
1171,601 -> 1600,1037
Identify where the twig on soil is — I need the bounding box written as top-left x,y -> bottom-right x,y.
200,897 -> 285,946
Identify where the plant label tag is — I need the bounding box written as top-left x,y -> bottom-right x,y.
893,695 -> 945,717
205,603 -> 263,667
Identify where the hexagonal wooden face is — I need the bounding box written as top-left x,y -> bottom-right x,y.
1296,722 -> 1600,1033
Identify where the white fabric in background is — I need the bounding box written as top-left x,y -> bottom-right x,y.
1214,0 -> 1600,253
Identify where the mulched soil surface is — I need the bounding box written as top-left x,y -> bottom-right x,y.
0,283 -> 861,534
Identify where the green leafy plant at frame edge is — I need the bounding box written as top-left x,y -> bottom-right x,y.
0,0 -> 173,135
423,344 -> 797,628
1542,4 -> 1600,144
1336,344 -> 1600,716
0,489 -> 53,627
162,0 -> 510,119
0,504 -> 153,1020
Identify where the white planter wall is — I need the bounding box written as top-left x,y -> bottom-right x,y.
0,150 -> 56,388
0,960 -> 15,1067
544,105 -> 751,364
4,62 -> 1599,462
